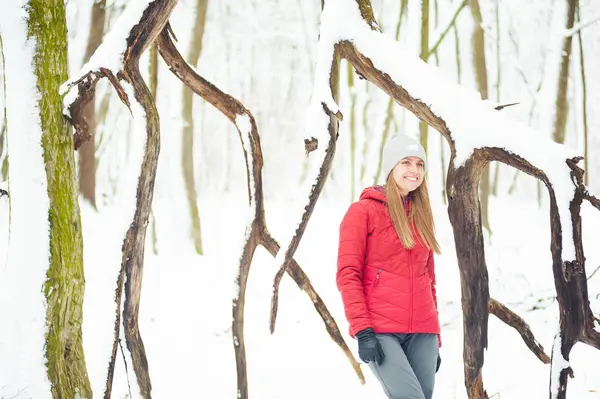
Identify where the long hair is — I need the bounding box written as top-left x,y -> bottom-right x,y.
384,173 -> 441,254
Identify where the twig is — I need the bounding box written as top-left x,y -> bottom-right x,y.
427,0 -> 468,57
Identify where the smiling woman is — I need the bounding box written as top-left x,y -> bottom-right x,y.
336,133 -> 442,399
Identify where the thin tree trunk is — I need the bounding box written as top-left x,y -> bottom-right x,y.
492,0 -> 501,196
372,1 -> 407,185
552,0 -> 577,144
181,0 -> 208,255
79,0 -> 106,209
419,0 -> 430,153
347,61 -> 357,201
470,0 -> 491,233
575,4 -> 589,186
0,33 -> 7,181
30,1 -> 92,396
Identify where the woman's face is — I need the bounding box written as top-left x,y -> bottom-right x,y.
391,156 -> 425,197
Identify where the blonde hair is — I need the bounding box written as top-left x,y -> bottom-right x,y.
384,173 -> 441,254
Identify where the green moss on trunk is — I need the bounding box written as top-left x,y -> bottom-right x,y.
26,1 -> 92,397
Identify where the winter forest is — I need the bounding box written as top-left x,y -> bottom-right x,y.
0,0 -> 599,398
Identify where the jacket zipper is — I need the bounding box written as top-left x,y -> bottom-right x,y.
408,249 -> 413,333
374,268 -> 381,288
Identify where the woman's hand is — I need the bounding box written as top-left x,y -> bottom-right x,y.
356,328 -> 385,365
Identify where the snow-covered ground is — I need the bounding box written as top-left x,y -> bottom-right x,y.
69,185 -> 600,399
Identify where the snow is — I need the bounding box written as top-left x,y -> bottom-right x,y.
550,330 -> 571,398
0,1 -> 52,397
232,113 -> 257,301
60,0 -> 154,114
1,0 -> 599,398
315,0 -> 581,262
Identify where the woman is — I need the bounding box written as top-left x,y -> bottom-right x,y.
337,133 -> 442,399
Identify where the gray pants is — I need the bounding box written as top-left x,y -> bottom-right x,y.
367,333 -> 438,399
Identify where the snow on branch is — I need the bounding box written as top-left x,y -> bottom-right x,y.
155,26 -> 365,397
321,0 -> 581,262
301,1 -> 598,398
59,1 -> 179,398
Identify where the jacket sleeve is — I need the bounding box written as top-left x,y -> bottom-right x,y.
336,202 -> 371,337
426,250 -> 442,347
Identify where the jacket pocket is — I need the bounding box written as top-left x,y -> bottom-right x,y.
368,268 -> 382,300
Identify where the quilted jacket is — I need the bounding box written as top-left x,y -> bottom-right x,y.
336,186 -> 441,346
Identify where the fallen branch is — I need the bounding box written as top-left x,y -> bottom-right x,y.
489,298 -> 551,363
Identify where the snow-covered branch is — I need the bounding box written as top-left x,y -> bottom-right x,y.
156,26 -> 364,398
301,0 -> 598,397
60,1 -> 178,398
564,15 -> 600,37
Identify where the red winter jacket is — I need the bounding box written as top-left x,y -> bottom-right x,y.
337,186 -> 441,346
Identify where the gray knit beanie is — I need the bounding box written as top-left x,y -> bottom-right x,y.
380,134 -> 427,182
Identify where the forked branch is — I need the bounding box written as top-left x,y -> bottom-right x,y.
61,1 -> 179,398
156,25 -> 364,399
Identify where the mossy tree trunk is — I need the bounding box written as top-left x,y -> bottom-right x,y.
28,0 -> 92,397
181,0 -> 208,255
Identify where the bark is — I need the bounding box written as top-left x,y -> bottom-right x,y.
552,0 -> 577,144
148,43 -> 159,256
156,27 -> 364,399
470,0 -> 491,233
78,0 -> 106,209
63,1 -> 179,397
181,0 -> 208,255
28,1 -> 92,397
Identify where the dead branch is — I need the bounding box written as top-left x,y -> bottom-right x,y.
156,25 -> 364,399
269,99 -> 341,331
489,298 -> 551,363
63,1 -> 179,398
316,2 -> 600,396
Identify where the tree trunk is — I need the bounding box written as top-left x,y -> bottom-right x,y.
79,0 -> 106,209
419,0 -> 430,153
575,4 -> 589,185
0,34 -> 8,181
31,1 -> 92,396
552,0 -> 577,144
181,0 -> 208,255
470,0 -> 491,233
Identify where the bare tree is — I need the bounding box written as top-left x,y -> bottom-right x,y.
62,1 -> 180,396
62,2 -> 362,398
1,0 -> 92,396
280,1 -> 600,398
181,0 -> 208,255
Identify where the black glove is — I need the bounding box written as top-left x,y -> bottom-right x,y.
436,354 -> 441,372
356,328 -> 385,365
